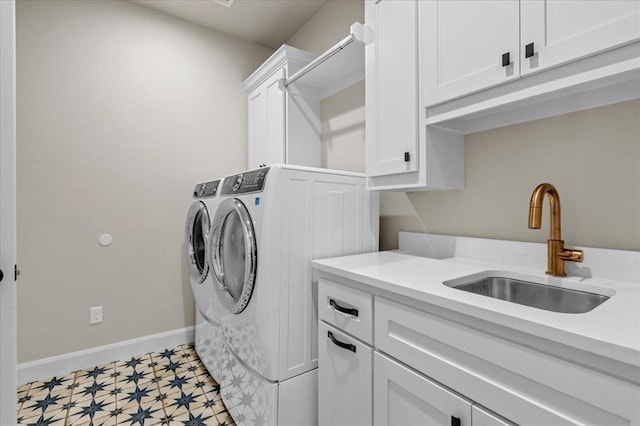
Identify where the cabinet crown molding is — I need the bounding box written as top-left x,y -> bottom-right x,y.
242,44 -> 317,93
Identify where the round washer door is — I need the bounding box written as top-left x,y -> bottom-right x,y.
208,198 -> 257,314
185,201 -> 210,284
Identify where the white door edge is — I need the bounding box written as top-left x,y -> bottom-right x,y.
0,0 -> 18,423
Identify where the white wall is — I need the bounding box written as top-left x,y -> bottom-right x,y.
16,0 -> 272,362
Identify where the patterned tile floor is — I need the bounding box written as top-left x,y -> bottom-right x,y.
17,344 -> 235,426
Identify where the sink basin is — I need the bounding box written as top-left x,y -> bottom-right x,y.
449,276 -> 609,314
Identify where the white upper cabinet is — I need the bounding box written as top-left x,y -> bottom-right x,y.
420,0 -> 640,134
423,0 -> 640,107
421,0 -> 520,107
521,0 -> 640,76
318,322 -> 372,426
365,0 -> 465,191
247,69 -> 284,169
366,0 -> 419,178
243,45 -> 320,170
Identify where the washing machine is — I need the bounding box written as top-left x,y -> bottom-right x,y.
184,179 -> 229,383
206,164 -> 379,425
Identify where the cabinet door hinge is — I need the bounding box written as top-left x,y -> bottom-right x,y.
15,265 -> 20,281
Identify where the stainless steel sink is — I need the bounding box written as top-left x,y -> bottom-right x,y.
450,276 -> 609,314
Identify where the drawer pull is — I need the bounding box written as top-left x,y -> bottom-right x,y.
451,416 -> 461,426
501,52 -> 510,67
328,331 -> 356,353
329,299 -> 359,317
525,42 -> 535,58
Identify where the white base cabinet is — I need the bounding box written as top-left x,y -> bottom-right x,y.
374,352 -> 472,426
374,352 -> 515,426
318,322 -> 372,426
317,276 -> 640,426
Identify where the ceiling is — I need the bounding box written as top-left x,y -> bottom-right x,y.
133,0 -> 328,49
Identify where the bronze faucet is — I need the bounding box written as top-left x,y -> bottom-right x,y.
528,183 -> 583,277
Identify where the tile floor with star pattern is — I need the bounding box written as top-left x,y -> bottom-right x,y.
16,344 -> 235,426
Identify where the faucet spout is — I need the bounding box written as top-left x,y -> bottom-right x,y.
528,183 -> 583,277
528,183 -> 561,240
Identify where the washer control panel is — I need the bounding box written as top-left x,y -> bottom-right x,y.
193,179 -> 220,199
221,167 -> 270,195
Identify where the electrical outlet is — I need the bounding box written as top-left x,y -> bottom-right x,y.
90,306 -> 103,324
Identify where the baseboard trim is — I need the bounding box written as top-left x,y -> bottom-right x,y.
17,326 -> 194,385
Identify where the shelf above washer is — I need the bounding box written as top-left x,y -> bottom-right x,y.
282,22 -> 366,100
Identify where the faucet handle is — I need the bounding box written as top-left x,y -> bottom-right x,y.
558,248 -> 583,263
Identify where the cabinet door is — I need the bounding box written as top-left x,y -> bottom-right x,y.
374,352 -> 472,426
472,406 -> 516,426
521,0 -> 640,75
264,69 -> 285,166
247,87 -> 266,170
365,0 -> 419,178
247,70 -> 285,169
318,322 -> 372,426
421,0 -> 520,107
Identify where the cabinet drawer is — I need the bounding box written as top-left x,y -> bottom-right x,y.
319,322 -> 372,426
374,351 -> 472,426
319,278 -> 373,344
374,297 -> 636,425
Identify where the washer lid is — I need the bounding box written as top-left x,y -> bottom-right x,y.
185,201 -> 210,284
208,198 -> 257,315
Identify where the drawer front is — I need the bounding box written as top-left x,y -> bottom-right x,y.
318,322 -> 372,426
374,297 -> 636,425
374,351 -> 472,426
319,278 -> 373,344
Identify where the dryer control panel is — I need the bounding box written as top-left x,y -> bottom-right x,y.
221,167 -> 270,195
193,179 -> 220,199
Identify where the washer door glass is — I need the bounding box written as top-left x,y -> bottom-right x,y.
210,198 -> 257,314
185,201 -> 210,283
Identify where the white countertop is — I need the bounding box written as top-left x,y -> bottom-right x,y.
312,251 -> 640,367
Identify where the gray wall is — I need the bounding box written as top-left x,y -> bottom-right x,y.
408,99 -> 640,251
16,0 -> 272,362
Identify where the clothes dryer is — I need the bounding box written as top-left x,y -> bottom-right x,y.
185,179 -> 229,382
206,164 -> 379,425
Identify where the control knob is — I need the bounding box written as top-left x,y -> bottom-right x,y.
232,174 -> 244,192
